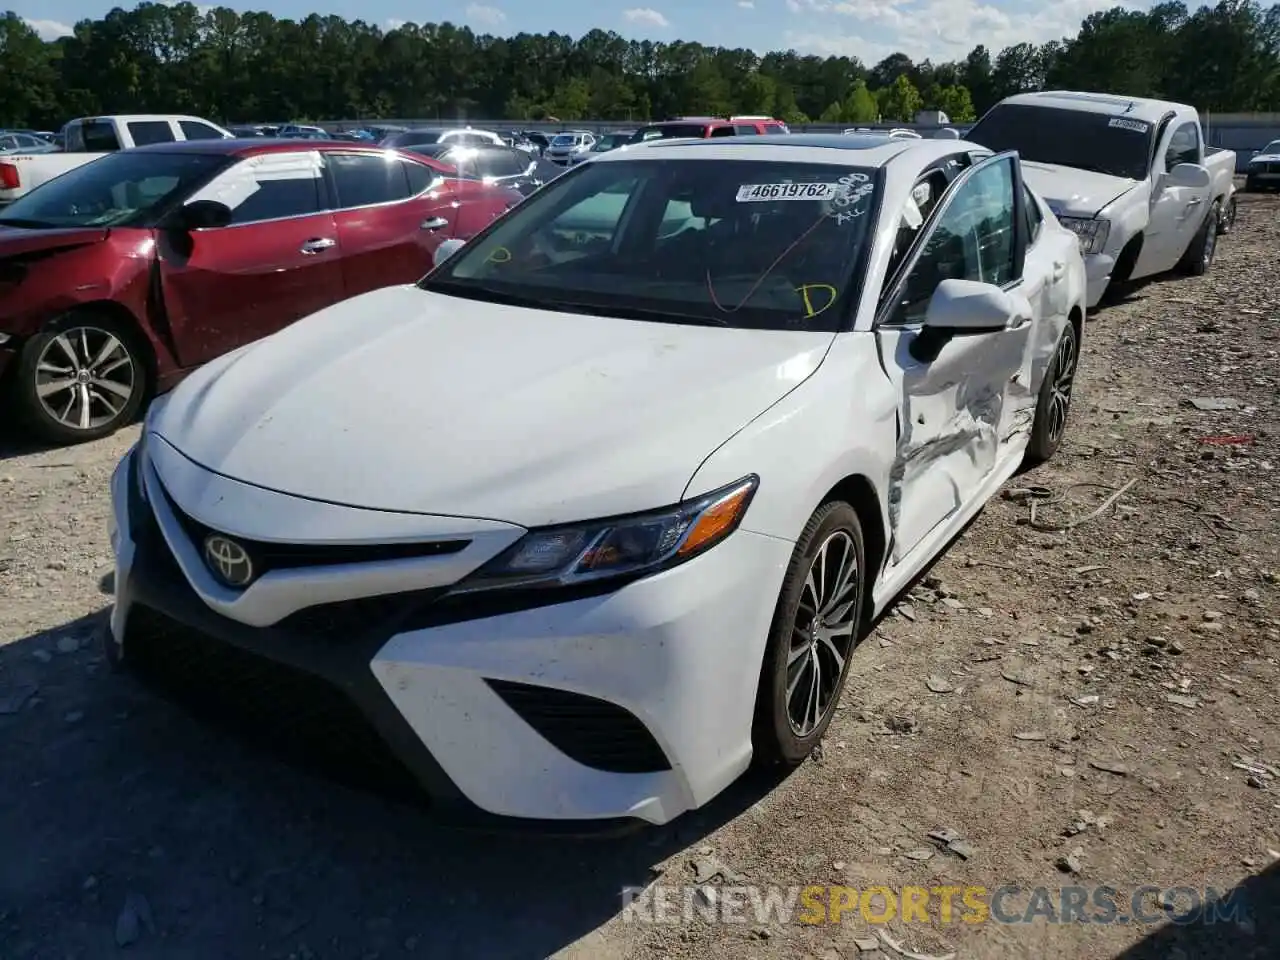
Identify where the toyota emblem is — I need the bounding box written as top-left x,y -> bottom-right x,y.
203,534 -> 255,588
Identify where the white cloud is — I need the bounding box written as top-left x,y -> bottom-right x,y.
465,3 -> 506,25
386,17 -> 406,29
738,0 -> 755,7
24,17 -> 73,39
784,0 -> 1128,62
624,7 -> 671,28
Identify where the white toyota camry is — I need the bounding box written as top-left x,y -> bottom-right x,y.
107,134 -> 1087,829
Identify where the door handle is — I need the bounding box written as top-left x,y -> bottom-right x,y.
1007,313 -> 1033,330
300,237 -> 336,254
1186,197 -> 1203,206
421,217 -> 449,231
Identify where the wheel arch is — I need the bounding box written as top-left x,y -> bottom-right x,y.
815,473 -> 887,624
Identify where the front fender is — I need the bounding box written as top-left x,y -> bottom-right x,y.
684,333 -> 896,549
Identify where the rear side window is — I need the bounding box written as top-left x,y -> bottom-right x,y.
74,121 -> 122,152
128,121 -> 176,146
1165,121 -> 1200,169
328,153 -> 412,207
1023,185 -> 1043,244
478,149 -> 525,178
733,124 -> 760,135
180,121 -> 226,141
710,126 -> 736,138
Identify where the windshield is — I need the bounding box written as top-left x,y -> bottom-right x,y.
421,158 -> 880,332
1261,140 -> 1280,155
383,130 -> 443,147
0,150 -> 229,228
550,134 -> 577,147
967,104 -> 1155,181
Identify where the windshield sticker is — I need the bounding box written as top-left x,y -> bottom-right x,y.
796,283 -> 839,319
485,246 -> 512,264
1107,118 -> 1150,133
736,182 -> 839,202
828,176 -> 876,222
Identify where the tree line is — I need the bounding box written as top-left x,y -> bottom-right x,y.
2,0 -> 1279,131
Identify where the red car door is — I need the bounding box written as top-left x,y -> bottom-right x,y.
158,150 -> 344,367
325,151 -> 459,296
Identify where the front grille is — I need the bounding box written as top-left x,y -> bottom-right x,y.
124,605 -> 425,802
153,480 -> 469,575
486,679 -> 671,774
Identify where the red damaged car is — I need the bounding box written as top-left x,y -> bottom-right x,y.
0,139 -> 521,443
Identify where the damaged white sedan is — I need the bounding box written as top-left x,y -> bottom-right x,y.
106,134 -> 1086,829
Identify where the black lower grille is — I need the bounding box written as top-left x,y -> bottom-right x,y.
486,679 -> 670,774
124,605 -> 425,802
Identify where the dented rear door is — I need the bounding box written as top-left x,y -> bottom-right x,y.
873,153 -> 1035,563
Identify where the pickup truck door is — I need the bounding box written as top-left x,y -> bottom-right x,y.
1134,119 -> 1207,277
158,150 -> 345,367
874,153 -> 1039,563
325,152 -> 459,296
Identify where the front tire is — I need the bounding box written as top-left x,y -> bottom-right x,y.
1024,320 -> 1079,466
753,502 -> 866,765
1219,195 -> 1238,234
1176,200 -> 1219,277
12,312 -> 148,445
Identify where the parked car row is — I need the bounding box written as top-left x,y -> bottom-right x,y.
104,130 -> 1092,829
0,138 -> 522,442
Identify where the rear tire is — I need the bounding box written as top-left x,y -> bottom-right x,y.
12,312 -> 148,445
1024,321 -> 1079,467
1219,195 -> 1238,234
753,502 -> 866,765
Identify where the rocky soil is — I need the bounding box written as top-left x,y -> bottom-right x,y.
1,193 -> 1277,960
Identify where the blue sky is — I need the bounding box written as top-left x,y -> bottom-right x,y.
19,0 -> 1135,64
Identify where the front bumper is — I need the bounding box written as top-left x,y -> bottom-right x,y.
108,447 -> 792,829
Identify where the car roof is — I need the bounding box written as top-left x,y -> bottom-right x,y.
597,133 -> 962,168
999,90 -> 1186,125
125,138 -> 452,166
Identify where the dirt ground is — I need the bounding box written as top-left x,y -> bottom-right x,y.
1,193 -> 1278,960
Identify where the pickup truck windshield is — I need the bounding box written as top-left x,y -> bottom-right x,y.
967,104 -> 1155,181
421,158 -> 880,332
0,151 -> 229,228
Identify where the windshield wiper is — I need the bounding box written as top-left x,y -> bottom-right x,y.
0,217 -> 55,228
423,279 -> 728,326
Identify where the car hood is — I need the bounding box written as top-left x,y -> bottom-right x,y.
150,285 -> 832,527
1250,152 -> 1280,164
1020,161 -> 1140,218
0,225 -> 110,258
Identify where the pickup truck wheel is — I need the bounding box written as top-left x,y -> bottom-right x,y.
1219,195 -> 1238,235
1024,321 -> 1078,467
13,313 -> 148,445
1176,200 -> 1219,277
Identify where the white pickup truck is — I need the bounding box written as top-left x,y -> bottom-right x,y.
966,91 -> 1237,307
0,114 -> 232,206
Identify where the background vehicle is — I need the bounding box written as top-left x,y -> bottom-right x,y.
521,131 -> 550,155
278,124 -> 329,139
543,130 -> 596,164
0,132 -> 59,154
967,91 -> 1237,306
106,133 -> 1086,829
1245,139 -> 1280,191
628,116 -> 790,144
0,140 -> 520,444
0,114 -> 233,206
568,130 -> 635,165
401,143 -> 563,196
380,127 -> 503,150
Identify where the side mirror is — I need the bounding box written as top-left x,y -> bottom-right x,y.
1166,162 -> 1211,189
923,278 -> 1029,334
176,199 -> 232,230
433,238 -> 466,267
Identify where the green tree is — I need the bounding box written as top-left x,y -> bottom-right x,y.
818,100 -> 843,122
935,84 -> 976,122
879,73 -> 923,121
841,79 -> 879,122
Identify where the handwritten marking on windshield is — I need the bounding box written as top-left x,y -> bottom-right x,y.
485,246 -> 512,263
796,283 -> 839,319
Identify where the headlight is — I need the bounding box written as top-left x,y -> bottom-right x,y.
454,475 -> 759,594
1058,217 -> 1110,256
